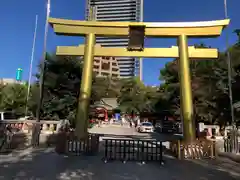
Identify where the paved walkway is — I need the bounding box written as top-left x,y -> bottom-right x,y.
88,125 -> 181,150
89,125 -> 146,136
0,147 -> 239,180
88,125 -> 179,140
0,126 -> 239,179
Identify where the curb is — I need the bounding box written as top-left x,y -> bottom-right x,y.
218,152 -> 240,163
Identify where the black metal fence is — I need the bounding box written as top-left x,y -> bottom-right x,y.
103,139 -> 164,165
66,134 -> 100,155
224,137 -> 240,153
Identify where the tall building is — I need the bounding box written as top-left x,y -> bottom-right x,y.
93,56 -> 120,78
85,0 -> 143,78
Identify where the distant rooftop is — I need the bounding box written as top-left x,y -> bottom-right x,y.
0,78 -> 24,85
91,98 -> 119,110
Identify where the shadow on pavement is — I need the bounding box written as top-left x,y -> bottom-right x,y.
0,147 -> 239,180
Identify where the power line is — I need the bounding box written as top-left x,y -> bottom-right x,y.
25,15 -> 38,117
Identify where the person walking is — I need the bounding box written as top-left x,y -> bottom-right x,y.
134,115 -> 139,128
98,119 -> 101,127
129,120 -> 132,128
120,115 -> 123,126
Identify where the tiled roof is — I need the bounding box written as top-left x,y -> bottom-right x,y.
92,98 -> 119,110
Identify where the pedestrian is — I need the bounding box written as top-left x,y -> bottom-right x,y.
134,115 -> 138,128
137,116 -> 140,126
120,116 -> 123,126
56,119 -> 70,132
130,121 -> 132,128
6,124 -> 12,134
5,125 -> 13,145
98,119 -> 101,127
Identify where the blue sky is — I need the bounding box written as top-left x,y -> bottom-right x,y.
0,0 -> 239,86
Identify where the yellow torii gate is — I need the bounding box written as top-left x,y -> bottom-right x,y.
49,17 -> 229,142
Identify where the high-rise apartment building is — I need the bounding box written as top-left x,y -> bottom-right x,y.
85,0 -> 143,78
93,56 -> 120,78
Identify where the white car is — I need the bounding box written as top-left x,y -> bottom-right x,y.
137,122 -> 154,133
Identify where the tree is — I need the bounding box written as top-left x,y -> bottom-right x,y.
0,84 -> 6,110
0,83 -> 27,117
157,41 -> 240,128
117,77 -> 159,113
92,76 -> 121,102
157,60 -> 180,116
229,44 -> 240,126
234,29 -> 240,45
30,53 -> 122,121
30,54 -> 83,121
27,83 -> 39,117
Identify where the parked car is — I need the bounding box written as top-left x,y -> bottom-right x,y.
137,122 -> 154,133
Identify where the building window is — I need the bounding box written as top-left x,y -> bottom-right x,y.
101,72 -> 109,76
102,62 -> 110,70
112,74 -> 118,77
94,65 -> 99,69
112,68 -> 118,71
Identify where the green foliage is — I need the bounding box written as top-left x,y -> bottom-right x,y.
234,29 -> 240,45
31,54 -> 122,121
39,55 -> 82,120
157,41 -> 240,127
117,77 -> 159,113
0,83 -> 27,117
92,76 -> 121,102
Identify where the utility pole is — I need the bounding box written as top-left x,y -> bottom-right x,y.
32,0 -> 50,146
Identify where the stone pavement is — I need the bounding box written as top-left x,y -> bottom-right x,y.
89,125 -> 146,137
0,147 -> 239,180
88,125 -> 178,140
0,126 -> 239,180
88,125 -> 180,149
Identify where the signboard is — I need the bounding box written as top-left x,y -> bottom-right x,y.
115,113 -> 120,121
16,68 -> 23,81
